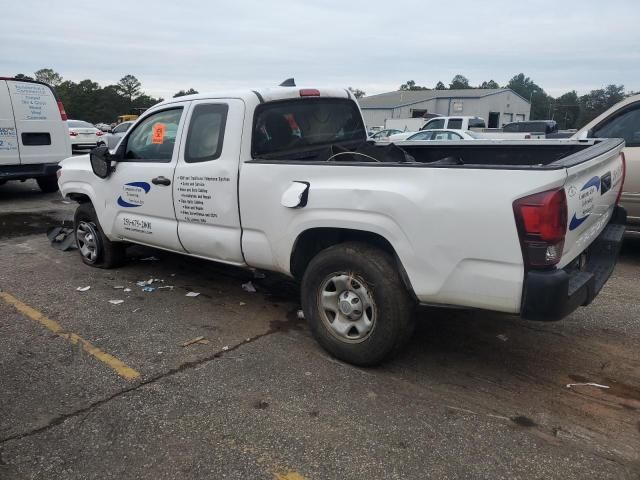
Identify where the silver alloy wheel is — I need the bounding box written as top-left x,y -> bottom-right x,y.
318,273 -> 376,343
76,221 -> 99,263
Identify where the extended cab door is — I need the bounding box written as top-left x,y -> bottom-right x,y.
173,99 -> 245,264
0,80 -> 19,166
109,106 -> 186,251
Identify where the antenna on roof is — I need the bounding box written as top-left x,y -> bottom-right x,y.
279,78 -> 296,87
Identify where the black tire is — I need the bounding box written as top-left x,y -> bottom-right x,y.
36,174 -> 59,193
301,242 -> 415,366
74,202 -> 126,268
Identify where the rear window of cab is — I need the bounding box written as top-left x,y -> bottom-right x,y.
252,98 -> 366,158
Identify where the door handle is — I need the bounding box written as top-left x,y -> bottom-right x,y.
152,176 -> 171,186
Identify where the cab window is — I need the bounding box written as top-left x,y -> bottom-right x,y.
185,104 -> 228,163
124,108 -> 183,162
592,104 -> 640,147
422,119 -> 445,130
447,118 -> 463,129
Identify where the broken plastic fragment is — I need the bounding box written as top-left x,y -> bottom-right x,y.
241,281 -> 257,293
124,288 -> 132,293
239,302 -> 246,306
76,286 -> 91,292
108,299 -> 124,305
132,307 -> 142,313
566,382 -> 610,389
142,286 -> 156,292
253,271 -> 266,279
297,309 -> 305,319
157,285 -> 174,290
113,285 -> 125,289
185,291 -> 200,297
497,334 -> 508,342
222,345 -> 229,351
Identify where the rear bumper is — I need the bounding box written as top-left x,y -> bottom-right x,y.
521,206 -> 626,321
0,163 -> 60,181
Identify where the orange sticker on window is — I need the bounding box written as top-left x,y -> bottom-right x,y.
152,123 -> 166,144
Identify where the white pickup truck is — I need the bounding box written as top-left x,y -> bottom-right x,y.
58,86 -> 626,366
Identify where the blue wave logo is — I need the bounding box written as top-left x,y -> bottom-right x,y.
117,182 -> 151,208
569,176 -> 600,231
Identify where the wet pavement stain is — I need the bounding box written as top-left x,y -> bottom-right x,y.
0,212 -> 60,239
510,415 -> 537,428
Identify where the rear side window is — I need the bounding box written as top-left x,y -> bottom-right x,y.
468,118 -> 486,128
447,118 -> 463,129
21,132 -> 51,146
185,104 -> 228,163
124,108 -> 183,162
68,120 -> 94,128
592,105 -> 640,147
252,98 -> 366,158
112,122 -> 131,134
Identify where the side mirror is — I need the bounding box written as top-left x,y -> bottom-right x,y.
90,146 -> 112,178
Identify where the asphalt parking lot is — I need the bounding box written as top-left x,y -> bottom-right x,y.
1,180 -> 639,479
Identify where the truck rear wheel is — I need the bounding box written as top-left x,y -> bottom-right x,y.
36,174 -> 59,193
301,242 -> 415,366
74,203 -> 126,268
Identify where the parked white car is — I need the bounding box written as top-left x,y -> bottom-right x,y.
0,77 -> 71,192
98,121 -> 135,150
58,85 -> 626,366
402,129 -> 477,141
68,120 -> 104,153
574,94 -> 640,237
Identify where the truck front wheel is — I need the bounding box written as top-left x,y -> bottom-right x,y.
74,203 -> 126,268
301,242 -> 415,366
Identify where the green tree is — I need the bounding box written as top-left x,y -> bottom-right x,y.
577,84 -> 625,126
173,88 -> 199,98
507,73 -> 551,120
348,87 -> 366,99
449,74 -> 471,89
14,73 -> 34,80
399,80 -> 429,91
34,68 -> 63,87
435,81 -> 446,90
553,91 -> 580,129
479,80 -> 499,89
117,75 -> 142,105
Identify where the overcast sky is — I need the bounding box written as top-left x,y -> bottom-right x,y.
1,0 -> 638,99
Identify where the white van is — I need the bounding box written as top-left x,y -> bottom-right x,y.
0,77 -> 71,192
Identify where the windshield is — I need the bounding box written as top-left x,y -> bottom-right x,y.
252,98 -> 366,157
68,120 -> 95,128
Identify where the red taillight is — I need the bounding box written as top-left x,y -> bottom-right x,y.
96,131 -> 104,136
299,88 -> 320,97
69,131 -> 78,136
57,101 -> 68,121
513,188 -> 567,268
616,152 -> 626,205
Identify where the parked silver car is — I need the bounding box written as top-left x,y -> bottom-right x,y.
97,121 -> 134,149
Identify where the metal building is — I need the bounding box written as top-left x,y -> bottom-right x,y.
358,88 -> 531,129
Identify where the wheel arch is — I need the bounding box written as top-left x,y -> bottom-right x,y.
290,227 -> 416,299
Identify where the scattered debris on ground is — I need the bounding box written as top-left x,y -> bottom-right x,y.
242,281 -> 257,293
185,291 -> 200,297
566,382 -> 610,389
108,299 -> 124,305
180,336 -> 209,347
76,286 -> 90,292
47,222 -> 77,251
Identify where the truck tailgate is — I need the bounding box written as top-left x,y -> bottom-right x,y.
560,139 -> 625,267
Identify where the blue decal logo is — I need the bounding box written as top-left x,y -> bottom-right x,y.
569,176 -> 600,231
117,181 -> 151,208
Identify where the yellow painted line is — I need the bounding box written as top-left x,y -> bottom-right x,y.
0,291 -> 140,380
274,471 -> 307,480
